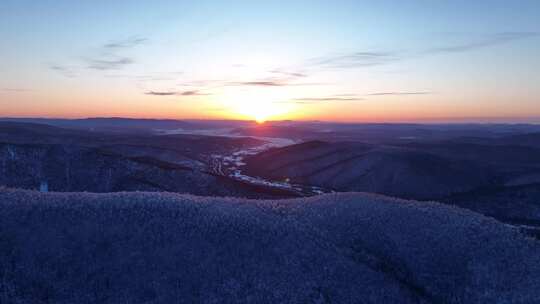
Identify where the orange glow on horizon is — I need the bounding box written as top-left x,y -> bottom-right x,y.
2,90 -> 540,124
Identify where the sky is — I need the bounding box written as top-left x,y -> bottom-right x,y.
1,0 -> 539,123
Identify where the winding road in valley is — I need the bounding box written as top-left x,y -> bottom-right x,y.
160,127 -> 329,196
210,137 -> 328,196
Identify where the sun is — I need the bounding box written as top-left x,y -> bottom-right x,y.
245,101 -> 278,123
254,114 -> 266,124
218,88 -> 293,122
239,101 -> 276,123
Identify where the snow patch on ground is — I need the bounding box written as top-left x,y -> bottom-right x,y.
214,138 -> 328,195
157,128 -> 237,137
156,127 -> 326,195
210,137 -> 297,190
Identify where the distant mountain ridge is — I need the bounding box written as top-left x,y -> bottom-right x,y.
0,118 -> 258,134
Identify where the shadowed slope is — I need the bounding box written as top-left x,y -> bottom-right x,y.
0,143 -> 289,198
245,141 -> 494,199
0,189 -> 539,303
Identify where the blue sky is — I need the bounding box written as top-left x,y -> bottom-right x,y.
1,0 -> 539,122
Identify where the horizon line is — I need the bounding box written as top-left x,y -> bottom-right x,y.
1,116 -> 539,125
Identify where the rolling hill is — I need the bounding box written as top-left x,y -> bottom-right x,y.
0,122 -> 290,198
0,188 -> 539,303
244,141 -> 495,200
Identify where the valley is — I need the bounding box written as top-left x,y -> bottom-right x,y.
1,118 -> 540,234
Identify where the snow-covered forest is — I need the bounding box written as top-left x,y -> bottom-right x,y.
1,188 -> 539,303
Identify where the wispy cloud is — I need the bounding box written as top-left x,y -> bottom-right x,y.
294,96 -> 364,102
366,91 -> 432,96
308,51 -> 399,69
85,36 -> 147,71
226,81 -> 286,87
303,32 -> 538,71
87,57 -> 134,70
268,69 -> 307,78
277,95 -> 364,104
280,91 -> 432,105
49,64 -> 77,77
179,74 -> 321,88
180,90 -> 210,96
423,32 -> 538,55
205,67 -> 312,88
145,91 -> 178,96
143,32 -> 521,90
48,36 -> 148,76
145,90 -> 210,96
224,80 -> 326,87
103,37 -> 148,49
111,32 -> 538,94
